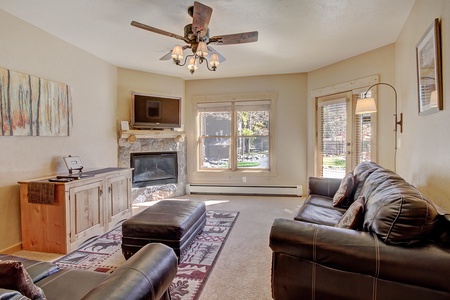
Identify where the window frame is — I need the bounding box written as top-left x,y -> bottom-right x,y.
193,93 -> 277,175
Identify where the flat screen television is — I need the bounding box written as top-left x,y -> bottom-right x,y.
131,92 -> 181,129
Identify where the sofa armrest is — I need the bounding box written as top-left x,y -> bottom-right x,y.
81,243 -> 178,300
270,218 -> 378,276
0,255 -> 59,283
269,218 -> 450,293
308,177 -> 341,197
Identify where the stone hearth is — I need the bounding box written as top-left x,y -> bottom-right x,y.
118,133 -> 186,203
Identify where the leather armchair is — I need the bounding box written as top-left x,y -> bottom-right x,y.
0,243 -> 177,300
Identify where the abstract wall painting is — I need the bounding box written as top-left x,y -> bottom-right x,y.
0,67 -> 72,136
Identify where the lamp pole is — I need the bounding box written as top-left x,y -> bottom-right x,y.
361,82 -> 403,171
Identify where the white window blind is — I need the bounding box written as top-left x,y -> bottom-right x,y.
320,102 -> 347,157
235,100 -> 271,111
353,95 -> 372,165
197,102 -> 232,112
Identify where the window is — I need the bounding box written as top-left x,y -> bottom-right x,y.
197,99 -> 271,171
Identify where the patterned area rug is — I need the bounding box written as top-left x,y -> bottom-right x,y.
54,210 -> 239,300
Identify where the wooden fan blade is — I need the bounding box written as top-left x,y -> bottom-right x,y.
192,2 -> 212,36
131,21 -> 186,41
210,31 -> 258,45
207,46 -> 226,62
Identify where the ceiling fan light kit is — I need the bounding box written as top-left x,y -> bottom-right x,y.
171,45 -> 184,61
209,53 -> 220,68
131,1 -> 258,75
187,57 -> 199,74
196,41 -> 208,57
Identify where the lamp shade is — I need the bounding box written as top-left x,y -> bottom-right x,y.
171,45 -> 183,61
209,53 -> 220,68
196,41 -> 208,58
187,57 -> 198,71
355,97 -> 377,114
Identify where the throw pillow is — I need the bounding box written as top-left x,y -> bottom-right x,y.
0,260 -> 46,300
332,172 -> 354,207
336,196 -> 365,229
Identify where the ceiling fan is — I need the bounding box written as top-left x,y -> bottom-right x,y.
131,1 -> 258,74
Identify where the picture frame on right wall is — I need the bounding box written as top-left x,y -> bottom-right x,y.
416,18 -> 443,115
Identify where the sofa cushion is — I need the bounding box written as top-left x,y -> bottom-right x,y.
308,177 -> 342,197
361,168 -> 439,245
351,161 -> 381,200
303,195 -> 347,213
353,161 -> 382,176
332,172 -> 354,207
294,200 -> 344,226
0,260 -> 46,300
336,196 -> 365,229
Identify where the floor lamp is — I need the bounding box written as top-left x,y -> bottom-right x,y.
355,82 -> 403,171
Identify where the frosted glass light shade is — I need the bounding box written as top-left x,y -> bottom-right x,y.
187,57 -> 198,71
355,97 -> 377,114
196,42 -> 208,57
210,53 -> 220,68
171,45 -> 183,61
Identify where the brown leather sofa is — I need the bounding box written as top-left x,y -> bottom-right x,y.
270,161 -> 450,300
0,243 -> 177,300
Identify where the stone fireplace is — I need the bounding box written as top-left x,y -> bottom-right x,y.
118,132 -> 186,203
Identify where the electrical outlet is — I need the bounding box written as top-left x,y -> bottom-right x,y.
242,177 -> 247,183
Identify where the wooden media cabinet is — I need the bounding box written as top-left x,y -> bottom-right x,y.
19,168 -> 132,254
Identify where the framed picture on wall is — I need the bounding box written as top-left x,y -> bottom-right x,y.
416,18 -> 443,115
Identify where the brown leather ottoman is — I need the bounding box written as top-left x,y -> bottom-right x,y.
121,200 -> 206,259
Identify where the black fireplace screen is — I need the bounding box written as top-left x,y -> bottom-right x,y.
130,152 -> 178,187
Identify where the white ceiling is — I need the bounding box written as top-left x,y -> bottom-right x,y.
0,0 -> 415,80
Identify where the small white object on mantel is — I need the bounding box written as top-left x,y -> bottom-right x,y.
120,121 -> 130,131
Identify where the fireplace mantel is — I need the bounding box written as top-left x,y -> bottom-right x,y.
120,130 -> 185,142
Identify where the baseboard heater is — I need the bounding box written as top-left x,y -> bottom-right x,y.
186,184 -> 302,196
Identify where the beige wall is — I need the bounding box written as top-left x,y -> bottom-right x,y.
396,0 -> 450,211
307,44 -> 396,175
116,68 -> 184,130
184,74 -> 308,188
0,10 -> 118,252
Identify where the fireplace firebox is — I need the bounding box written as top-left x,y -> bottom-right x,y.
130,152 -> 178,187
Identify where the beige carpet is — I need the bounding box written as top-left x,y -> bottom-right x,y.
177,194 -> 303,300
14,194 -> 303,300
